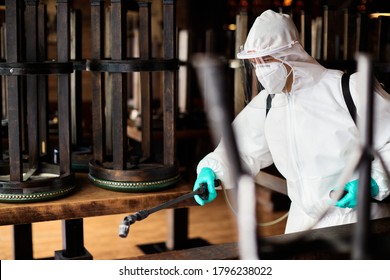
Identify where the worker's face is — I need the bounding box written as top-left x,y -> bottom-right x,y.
249,56 -> 279,67
249,56 -> 292,73
250,56 -> 293,93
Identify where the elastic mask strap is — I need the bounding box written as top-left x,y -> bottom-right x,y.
275,57 -> 293,88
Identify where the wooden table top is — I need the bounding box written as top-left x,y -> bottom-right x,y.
0,173 -> 196,226
127,217 -> 390,260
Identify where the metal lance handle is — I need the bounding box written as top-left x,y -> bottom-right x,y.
118,180 -> 221,238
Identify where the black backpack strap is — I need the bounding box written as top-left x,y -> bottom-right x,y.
341,73 -> 357,124
265,94 -> 272,117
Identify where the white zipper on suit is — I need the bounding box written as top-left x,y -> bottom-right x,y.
287,94 -> 305,188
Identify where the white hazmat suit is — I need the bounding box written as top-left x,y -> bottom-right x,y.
196,10 -> 390,233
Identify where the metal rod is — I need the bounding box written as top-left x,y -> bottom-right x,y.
352,53 -> 374,260
90,0 -> 106,162
163,0 -> 176,165
138,1 -> 152,159
6,0 -> 23,181
111,0 -> 126,170
192,54 -> 258,260
25,0 -> 39,170
57,0 -> 72,175
192,55 -> 243,184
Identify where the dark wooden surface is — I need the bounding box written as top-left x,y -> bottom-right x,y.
127,217 -> 390,260
0,173 -> 196,226
127,242 -> 239,260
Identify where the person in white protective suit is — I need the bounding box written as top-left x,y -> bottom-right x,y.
192,9 -> 390,233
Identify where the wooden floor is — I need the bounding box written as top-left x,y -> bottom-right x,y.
0,191 -> 287,260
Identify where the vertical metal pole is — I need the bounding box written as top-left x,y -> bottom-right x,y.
303,0 -> 312,54
138,1 -> 152,159
357,13 -> 369,52
322,5 -> 328,61
13,224 -> 33,259
56,0 -> 71,174
166,208 -> 189,251
0,76 -> 2,161
5,0 -> 23,181
192,54 -> 247,257
25,0 -> 39,170
57,0 -> 87,260
111,0 -> 126,170
163,0 -> 176,166
343,8 -> 349,61
70,9 -> 82,147
7,0 -> 34,260
352,53 -> 374,260
163,0 -> 187,251
104,7 -> 113,155
60,219 -> 86,258
91,0 -> 106,162
37,1 -> 48,157
377,16 -> 389,62
234,12 -> 247,116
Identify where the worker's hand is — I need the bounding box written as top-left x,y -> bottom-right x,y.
332,178 -> 379,208
193,167 -> 217,206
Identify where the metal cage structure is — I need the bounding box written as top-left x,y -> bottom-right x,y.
87,0 -> 181,192
0,0 -> 76,203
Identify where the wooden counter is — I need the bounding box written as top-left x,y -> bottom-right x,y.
0,173 -> 196,226
127,217 -> 390,260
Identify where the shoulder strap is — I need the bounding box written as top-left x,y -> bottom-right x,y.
341,73 -> 357,124
265,75 -> 357,122
265,94 -> 272,117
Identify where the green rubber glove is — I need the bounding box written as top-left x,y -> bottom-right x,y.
333,178 -> 379,208
193,167 -> 217,206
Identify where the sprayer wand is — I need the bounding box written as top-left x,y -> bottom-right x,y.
118,180 -> 220,238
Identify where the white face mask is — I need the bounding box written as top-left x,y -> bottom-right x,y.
255,62 -> 290,94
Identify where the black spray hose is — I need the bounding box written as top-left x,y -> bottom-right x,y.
118,180 -> 221,238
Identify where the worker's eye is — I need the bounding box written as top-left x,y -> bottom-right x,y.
261,57 -> 273,63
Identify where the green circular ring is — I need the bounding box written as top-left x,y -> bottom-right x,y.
0,185 -> 76,203
88,173 -> 181,192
